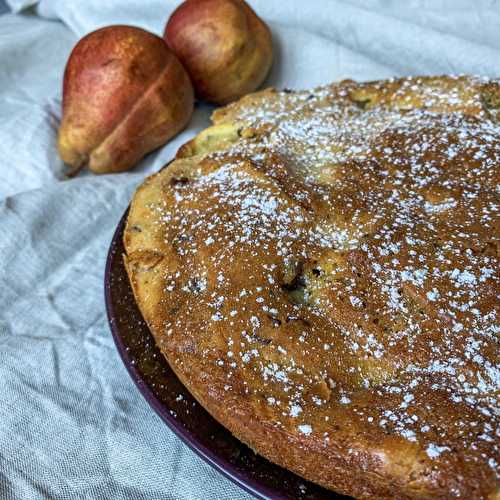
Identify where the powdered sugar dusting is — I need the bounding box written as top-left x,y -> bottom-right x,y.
133,76 -> 500,489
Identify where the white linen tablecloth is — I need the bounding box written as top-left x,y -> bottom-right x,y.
1,1 -> 499,498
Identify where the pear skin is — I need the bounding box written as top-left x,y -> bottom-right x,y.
164,0 -> 273,105
58,25 -> 194,174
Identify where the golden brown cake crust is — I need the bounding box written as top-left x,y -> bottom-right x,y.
123,76 -> 500,499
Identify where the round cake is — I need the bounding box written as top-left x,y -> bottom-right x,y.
123,75 -> 499,499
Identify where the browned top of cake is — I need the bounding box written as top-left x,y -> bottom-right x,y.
124,76 -> 499,499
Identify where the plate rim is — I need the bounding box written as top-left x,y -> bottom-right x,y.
104,207 -> 291,500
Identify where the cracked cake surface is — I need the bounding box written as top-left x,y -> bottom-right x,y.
123,75 -> 499,499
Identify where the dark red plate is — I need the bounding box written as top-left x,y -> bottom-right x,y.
105,207 -> 349,500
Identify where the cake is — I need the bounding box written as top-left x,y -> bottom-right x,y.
123,75 -> 499,498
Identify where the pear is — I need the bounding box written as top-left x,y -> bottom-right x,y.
164,0 -> 273,105
58,25 -> 194,174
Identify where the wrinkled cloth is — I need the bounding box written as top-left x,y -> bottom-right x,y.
0,1 -> 499,499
